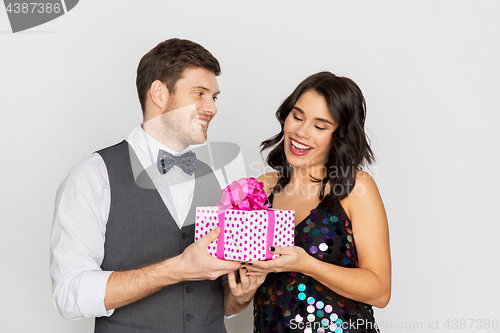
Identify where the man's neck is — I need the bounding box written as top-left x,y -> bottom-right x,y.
141,123 -> 188,153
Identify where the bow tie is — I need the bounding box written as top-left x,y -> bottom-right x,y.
157,150 -> 196,176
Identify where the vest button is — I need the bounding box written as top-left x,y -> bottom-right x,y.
181,232 -> 188,239
186,314 -> 194,321
186,286 -> 193,293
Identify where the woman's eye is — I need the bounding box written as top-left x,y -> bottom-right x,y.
293,115 -> 303,121
315,126 -> 326,130
213,96 -> 218,101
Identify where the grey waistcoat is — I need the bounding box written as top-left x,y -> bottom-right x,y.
94,141 -> 226,333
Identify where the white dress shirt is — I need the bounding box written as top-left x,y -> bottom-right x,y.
50,126 -> 226,320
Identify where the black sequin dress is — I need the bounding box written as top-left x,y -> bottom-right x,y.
253,194 -> 380,333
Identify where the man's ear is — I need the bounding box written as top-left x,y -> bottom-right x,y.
149,80 -> 169,109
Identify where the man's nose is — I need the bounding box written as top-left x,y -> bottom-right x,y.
202,98 -> 217,116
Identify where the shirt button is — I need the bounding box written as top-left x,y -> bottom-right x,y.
181,232 -> 188,239
186,286 -> 193,293
186,314 -> 194,321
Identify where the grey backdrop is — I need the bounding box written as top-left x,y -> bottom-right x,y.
1,1 -> 499,332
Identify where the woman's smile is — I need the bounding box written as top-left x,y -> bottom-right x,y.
289,138 -> 313,155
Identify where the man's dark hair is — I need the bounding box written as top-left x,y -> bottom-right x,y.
136,38 -> 221,114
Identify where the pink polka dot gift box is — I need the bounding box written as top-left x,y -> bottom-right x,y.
195,178 -> 294,261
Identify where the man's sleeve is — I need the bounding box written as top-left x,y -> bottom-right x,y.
50,153 -> 114,320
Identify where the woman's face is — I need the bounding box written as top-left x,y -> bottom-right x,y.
283,90 -> 337,171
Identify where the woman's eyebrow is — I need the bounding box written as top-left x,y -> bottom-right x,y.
293,106 -> 334,125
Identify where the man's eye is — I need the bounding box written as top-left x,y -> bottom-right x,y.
196,92 -> 203,97
213,96 -> 218,101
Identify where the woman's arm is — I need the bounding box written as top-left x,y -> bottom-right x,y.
248,171 -> 391,308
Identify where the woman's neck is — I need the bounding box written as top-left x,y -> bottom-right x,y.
286,165 -> 326,196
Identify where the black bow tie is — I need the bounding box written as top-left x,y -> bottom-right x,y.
157,150 -> 196,175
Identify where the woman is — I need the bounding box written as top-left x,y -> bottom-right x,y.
247,71 -> 391,333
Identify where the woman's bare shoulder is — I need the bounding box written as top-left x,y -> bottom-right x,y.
257,172 -> 279,196
354,170 -> 377,189
340,170 -> 380,218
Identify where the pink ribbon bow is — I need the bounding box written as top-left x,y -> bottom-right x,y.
217,177 -> 270,211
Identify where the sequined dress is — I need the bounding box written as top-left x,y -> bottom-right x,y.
253,194 -> 380,333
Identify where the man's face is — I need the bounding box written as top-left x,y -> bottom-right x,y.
161,67 -> 220,149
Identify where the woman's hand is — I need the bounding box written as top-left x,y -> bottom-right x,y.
244,246 -> 311,275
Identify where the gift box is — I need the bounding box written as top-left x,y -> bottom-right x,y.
195,178 -> 295,261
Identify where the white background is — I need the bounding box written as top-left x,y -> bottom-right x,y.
1,1 -> 499,332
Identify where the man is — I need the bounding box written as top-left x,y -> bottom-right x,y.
50,38 -> 264,333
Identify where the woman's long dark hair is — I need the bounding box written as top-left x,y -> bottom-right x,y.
261,71 -> 374,205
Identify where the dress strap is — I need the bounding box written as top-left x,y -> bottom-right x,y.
267,192 -> 274,207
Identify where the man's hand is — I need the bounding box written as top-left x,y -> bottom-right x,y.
175,227 -> 242,281
223,264 -> 267,316
222,246 -> 309,316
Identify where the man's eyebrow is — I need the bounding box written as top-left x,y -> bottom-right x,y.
191,86 -> 220,95
292,106 -> 334,125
